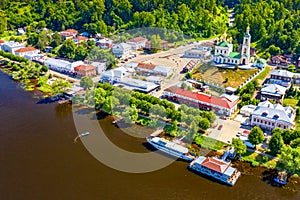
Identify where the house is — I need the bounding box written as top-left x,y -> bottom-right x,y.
60,29 -> 78,40
72,36 -> 88,45
214,27 -> 253,65
145,40 -> 169,50
269,69 -> 294,87
14,47 -> 40,57
253,58 -> 267,68
135,62 -> 173,77
0,40 -> 4,50
260,84 -> 287,103
184,48 -> 211,59
269,55 -> 293,68
97,38 -> 113,49
182,60 -> 197,73
240,105 -> 257,116
115,78 -> 159,93
112,43 -> 131,58
17,28 -> 25,35
126,37 -> 148,50
74,65 -> 96,77
250,101 -> 295,130
44,58 -> 84,73
100,66 -> 134,83
88,61 -> 106,75
163,85 -> 239,116
145,76 -> 164,85
135,62 -> 156,75
153,65 -> 173,77
1,41 -> 25,54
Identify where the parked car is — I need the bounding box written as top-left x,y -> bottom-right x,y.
218,125 -> 223,130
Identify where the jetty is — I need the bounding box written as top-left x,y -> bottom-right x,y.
150,129 -> 164,137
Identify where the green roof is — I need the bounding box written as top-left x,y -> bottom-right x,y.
256,58 -> 267,64
228,52 -> 241,59
216,41 -> 229,47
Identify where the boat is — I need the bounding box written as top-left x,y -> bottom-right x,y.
189,156 -> 241,186
146,136 -> 196,161
274,171 -> 287,185
79,132 -> 90,137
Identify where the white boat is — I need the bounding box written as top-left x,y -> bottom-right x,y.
80,132 -> 90,137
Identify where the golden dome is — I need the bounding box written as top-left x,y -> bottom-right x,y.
246,26 -> 250,31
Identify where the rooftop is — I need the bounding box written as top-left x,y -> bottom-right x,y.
74,65 -> 96,71
252,100 -> 295,123
116,78 -> 159,93
270,70 -> 294,78
164,86 -> 238,109
194,156 -> 230,174
127,37 -> 148,43
216,41 -> 229,48
261,84 -> 287,96
137,63 -> 156,70
15,46 -> 38,53
228,52 -> 241,59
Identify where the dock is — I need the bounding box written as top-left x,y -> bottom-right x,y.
150,129 -> 164,137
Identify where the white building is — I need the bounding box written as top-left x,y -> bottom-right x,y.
1,41 -> 25,54
14,47 -> 40,57
214,27 -> 253,65
44,58 -> 84,73
100,66 -> 134,83
126,37 -> 148,50
112,43 -> 131,58
250,101 -> 295,131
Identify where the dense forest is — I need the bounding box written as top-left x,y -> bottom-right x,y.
1,0 -> 300,56
0,0 -> 228,38
228,0 -> 300,57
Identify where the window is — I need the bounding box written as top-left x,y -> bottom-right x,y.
217,50 -> 219,53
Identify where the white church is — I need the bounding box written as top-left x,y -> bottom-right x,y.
214,26 -> 254,65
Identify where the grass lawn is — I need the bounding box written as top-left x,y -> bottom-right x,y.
283,98 -> 298,107
252,65 -> 271,85
192,62 -> 258,88
241,151 -> 278,168
194,134 -> 227,151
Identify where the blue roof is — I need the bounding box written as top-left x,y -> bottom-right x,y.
224,166 -> 235,177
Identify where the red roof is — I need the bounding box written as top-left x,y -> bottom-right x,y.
64,29 -> 78,34
201,157 -> 229,173
72,36 -> 88,41
74,65 -> 96,71
243,130 -> 250,135
15,46 -> 38,53
0,40 -> 4,44
127,37 -> 147,43
164,86 -> 237,109
137,62 -> 156,70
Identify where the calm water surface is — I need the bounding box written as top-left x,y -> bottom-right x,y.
0,71 -> 299,200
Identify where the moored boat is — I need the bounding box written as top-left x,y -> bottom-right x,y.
274,171 -> 287,185
80,132 -> 90,137
146,136 -> 196,161
189,156 -> 241,186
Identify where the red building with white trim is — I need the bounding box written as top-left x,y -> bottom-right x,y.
163,86 -> 238,116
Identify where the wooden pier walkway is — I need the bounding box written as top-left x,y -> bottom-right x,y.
150,129 -> 164,137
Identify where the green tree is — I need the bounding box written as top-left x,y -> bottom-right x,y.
0,10 -> 7,34
94,87 -> 106,108
87,47 -> 116,69
279,146 -> 300,174
122,105 -> 138,124
291,138 -> 300,148
231,138 -> 247,158
58,39 -> 76,59
198,118 -> 210,130
80,76 -> 94,90
282,129 -> 293,145
150,34 -> 162,52
170,120 -> 178,136
51,32 -> 62,48
269,131 -> 284,155
185,72 -> 192,79
150,104 -> 166,118
51,79 -> 72,95
101,96 -> 120,115
248,126 -> 264,147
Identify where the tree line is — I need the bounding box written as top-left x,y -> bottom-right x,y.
0,0 -> 228,39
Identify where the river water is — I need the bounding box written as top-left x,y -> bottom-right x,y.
0,71 -> 299,200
